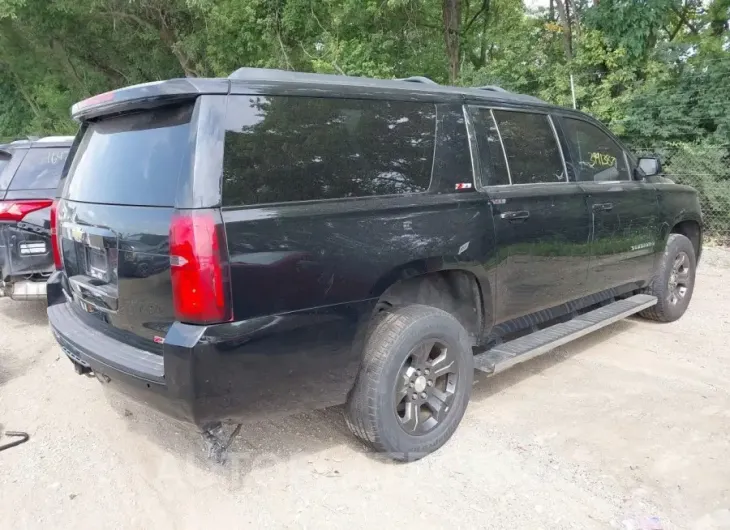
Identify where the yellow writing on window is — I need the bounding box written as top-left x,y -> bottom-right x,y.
589,152 -> 617,168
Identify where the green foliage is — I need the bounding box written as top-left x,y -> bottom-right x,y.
660,142 -> 730,241
0,0 -> 727,238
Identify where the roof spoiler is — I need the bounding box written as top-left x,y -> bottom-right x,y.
71,78 -> 229,122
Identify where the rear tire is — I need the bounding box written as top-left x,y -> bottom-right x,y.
639,233 -> 697,322
345,304 -> 473,461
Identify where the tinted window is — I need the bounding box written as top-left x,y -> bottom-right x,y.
9,147 -> 68,190
432,105 -> 474,190
471,108 -> 510,186
492,110 -> 565,185
65,104 -> 193,207
222,96 -> 436,206
0,152 -> 11,189
562,118 -> 629,182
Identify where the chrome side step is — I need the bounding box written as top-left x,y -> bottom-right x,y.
473,294 -> 657,374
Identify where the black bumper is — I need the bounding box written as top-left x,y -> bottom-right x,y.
47,272 -> 199,424
46,271 -> 369,427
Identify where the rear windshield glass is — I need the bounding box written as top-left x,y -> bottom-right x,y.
65,104 -> 193,207
9,147 -> 68,190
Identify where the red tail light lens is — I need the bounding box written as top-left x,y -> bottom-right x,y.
0,199 -> 53,222
169,210 -> 232,324
50,200 -> 62,270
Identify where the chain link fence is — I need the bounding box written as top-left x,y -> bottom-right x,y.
634,144 -> 730,245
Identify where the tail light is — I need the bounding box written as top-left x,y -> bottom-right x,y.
169,209 -> 232,324
50,200 -> 62,270
0,199 -> 53,222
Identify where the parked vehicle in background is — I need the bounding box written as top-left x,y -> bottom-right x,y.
47,69 -> 702,462
0,136 -> 72,300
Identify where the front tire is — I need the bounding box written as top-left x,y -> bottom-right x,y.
639,233 -> 697,322
345,305 -> 473,461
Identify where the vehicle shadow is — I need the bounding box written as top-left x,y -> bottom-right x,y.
100,317 -> 640,484
470,318 -> 639,402
102,386 -> 365,485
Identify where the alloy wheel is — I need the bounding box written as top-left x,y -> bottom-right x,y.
393,339 -> 459,435
667,251 -> 691,305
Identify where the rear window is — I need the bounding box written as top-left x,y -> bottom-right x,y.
9,147 -> 68,190
222,96 -> 436,206
65,104 -> 193,207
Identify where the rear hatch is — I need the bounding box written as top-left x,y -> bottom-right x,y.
0,144 -> 69,280
58,103 -> 196,352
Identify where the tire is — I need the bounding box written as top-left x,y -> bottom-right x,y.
639,233 -> 697,322
345,304 -> 474,461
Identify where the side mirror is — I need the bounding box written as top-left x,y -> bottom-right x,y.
637,157 -> 662,177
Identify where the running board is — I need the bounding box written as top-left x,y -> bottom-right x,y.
473,294 -> 657,375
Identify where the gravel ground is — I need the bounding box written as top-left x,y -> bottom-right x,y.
2,248 -> 730,530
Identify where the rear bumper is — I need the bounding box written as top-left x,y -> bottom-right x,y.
47,287 -> 197,424
46,271 -> 369,427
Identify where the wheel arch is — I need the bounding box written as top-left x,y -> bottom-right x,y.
670,217 -> 702,261
370,259 -> 493,346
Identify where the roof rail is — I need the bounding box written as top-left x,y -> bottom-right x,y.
229,67 -> 360,83
396,76 -> 438,85
35,135 -> 75,144
8,136 -> 40,145
476,85 -> 510,93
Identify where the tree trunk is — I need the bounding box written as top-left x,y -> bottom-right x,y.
442,0 -> 461,83
554,0 -> 573,61
568,0 -> 580,38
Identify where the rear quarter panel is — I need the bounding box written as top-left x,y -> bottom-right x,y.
222,194 -> 495,319
203,193 -> 496,423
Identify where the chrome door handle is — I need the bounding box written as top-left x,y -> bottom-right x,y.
500,210 -> 530,221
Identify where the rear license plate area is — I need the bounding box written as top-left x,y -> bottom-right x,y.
62,222 -> 120,312
86,247 -> 109,281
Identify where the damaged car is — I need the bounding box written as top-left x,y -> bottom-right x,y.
0,136 -> 72,301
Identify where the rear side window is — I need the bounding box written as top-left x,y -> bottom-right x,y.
0,152 -> 11,189
9,147 -> 68,190
562,118 -> 629,182
65,104 -> 193,207
492,110 -> 565,185
471,108 -> 510,186
222,96 -> 436,206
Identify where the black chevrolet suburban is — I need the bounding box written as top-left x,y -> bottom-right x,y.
0,136 -> 72,300
47,69 -> 702,461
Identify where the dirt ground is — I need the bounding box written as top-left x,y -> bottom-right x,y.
1,249 -> 730,530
